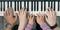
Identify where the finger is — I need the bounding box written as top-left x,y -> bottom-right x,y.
8,7 -> 13,16
24,8 -> 27,14
45,8 -> 51,16
20,9 -> 22,15
4,11 -> 7,18
36,13 -> 40,18
53,11 -> 56,16
45,15 -> 48,20
14,13 -> 18,21
20,8 -> 23,14
6,10 -> 9,16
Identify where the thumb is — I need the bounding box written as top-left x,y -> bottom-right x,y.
45,15 -> 48,21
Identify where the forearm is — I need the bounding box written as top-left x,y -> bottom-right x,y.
5,27 -> 11,30
25,24 -> 33,30
39,23 -> 52,30
18,24 -> 25,30
5,24 -> 14,30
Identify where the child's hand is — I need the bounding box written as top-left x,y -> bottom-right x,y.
36,13 -> 44,25
45,8 -> 56,26
18,8 -> 28,30
4,8 -> 17,26
28,14 -> 34,26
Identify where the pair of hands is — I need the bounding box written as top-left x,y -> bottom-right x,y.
4,7 -> 56,29
36,8 -> 56,26
4,8 -> 35,30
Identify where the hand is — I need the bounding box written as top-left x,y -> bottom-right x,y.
4,8 -> 17,26
36,13 -> 44,25
45,8 -> 56,26
18,8 -> 28,30
28,13 -> 34,26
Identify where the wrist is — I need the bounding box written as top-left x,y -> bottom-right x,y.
5,23 -> 14,29
39,22 -> 45,26
28,22 -> 34,26
18,25 -> 24,30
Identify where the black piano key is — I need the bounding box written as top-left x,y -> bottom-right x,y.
34,1 -> 36,11
31,1 -> 33,11
48,2 -> 50,7
15,1 -> 16,11
24,1 -> 26,8
54,1 -> 55,11
37,1 -> 38,11
58,1 -> 59,11
51,1 -> 52,8
17,2 -> 19,11
51,1 -> 54,11
44,1 -> 46,11
20,1 -> 22,9
10,1 -> 12,7
27,1 -> 29,11
7,1 -> 9,8
41,1 -> 42,11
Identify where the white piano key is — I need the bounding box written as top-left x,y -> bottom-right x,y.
42,1 -> 44,12
26,1 -> 27,8
29,1 -> 31,12
50,1 -> 51,7
38,1 -> 41,12
59,2 -> 60,11
2,2 -> 4,11
33,1 -> 34,14
9,1 -> 10,8
5,2 -> 8,11
22,1 -> 24,8
55,1 -> 58,12
36,1 -> 37,11
52,1 -> 54,9
16,2 -> 17,11
12,1 -> 15,11
19,2 -> 20,10
46,1 -> 48,8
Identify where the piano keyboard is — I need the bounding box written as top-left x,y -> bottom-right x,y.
0,1 -> 60,16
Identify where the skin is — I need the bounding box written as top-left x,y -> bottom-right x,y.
28,13 -> 35,26
36,13 -> 44,26
18,8 -> 28,30
45,8 -> 56,26
4,7 -> 18,30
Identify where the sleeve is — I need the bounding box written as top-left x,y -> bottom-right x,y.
25,24 -> 33,30
40,23 -> 52,30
